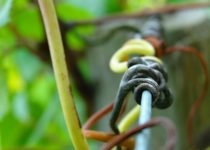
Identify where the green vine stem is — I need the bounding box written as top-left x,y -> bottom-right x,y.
38,0 -> 89,150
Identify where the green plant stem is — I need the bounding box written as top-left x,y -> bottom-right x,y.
37,1 -> 89,150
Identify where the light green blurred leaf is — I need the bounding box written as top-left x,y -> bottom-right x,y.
26,95 -> 58,146
13,48 -> 42,82
3,54 -> 25,93
29,72 -> 56,107
66,32 -> 85,50
1,113 -> 24,146
13,0 -> 29,9
12,92 -> 30,123
0,0 -> 13,27
125,0 -> 165,12
0,68 -> 8,120
0,26 -> 16,50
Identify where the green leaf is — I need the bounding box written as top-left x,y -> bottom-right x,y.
56,2 -> 93,21
63,0 -> 107,17
56,2 -> 96,50
0,0 -> 13,27
77,58 -> 92,82
66,31 -> 85,50
12,7 -> 44,41
66,26 -> 95,50
105,0 -> 122,14
12,48 -> 42,82
28,72 -> 56,107
0,26 -> 16,50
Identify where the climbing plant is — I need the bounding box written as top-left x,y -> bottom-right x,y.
0,0 -> 209,149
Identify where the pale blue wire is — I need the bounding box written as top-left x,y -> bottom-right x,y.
135,90 -> 152,150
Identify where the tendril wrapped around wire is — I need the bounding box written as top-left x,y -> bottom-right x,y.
110,56 -> 173,134
80,12 -> 209,148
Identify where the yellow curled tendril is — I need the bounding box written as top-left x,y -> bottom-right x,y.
118,105 -> 140,132
109,39 -> 155,73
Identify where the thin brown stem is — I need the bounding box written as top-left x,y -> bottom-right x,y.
165,46 -> 209,145
83,130 -> 134,149
83,103 -> 114,130
65,2 -> 210,28
101,117 -> 176,150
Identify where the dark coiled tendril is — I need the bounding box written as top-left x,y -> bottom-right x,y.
110,56 -> 173,134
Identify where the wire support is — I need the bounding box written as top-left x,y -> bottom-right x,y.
135,90 -> 152,150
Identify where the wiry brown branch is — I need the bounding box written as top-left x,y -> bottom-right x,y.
65,2 -> 210,28
83,130 -> 135,149
165,46 -> 209,146
101,117 -> 176,150
83,103 -> 114,130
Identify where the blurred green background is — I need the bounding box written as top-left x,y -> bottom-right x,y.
0,0 -> 209,149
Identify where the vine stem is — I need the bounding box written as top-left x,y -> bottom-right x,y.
37,0 -> 89,150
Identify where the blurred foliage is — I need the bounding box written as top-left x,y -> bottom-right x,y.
0,0 -> 12,27
0,0 -> 208,149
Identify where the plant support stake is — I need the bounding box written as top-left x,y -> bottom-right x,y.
135,90 -> 152,150
38,0 -> 89,150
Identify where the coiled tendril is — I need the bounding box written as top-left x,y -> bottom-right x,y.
110,56 -> 173,134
